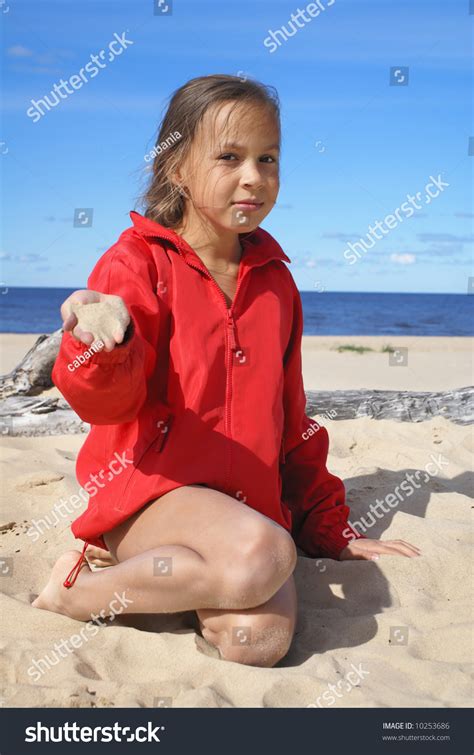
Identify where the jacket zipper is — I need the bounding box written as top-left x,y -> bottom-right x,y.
183,259 -> 246,489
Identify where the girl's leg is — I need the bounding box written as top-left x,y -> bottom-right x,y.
195,573 -> 298,667
85,533 -> 298,667
33,485 -> 297,626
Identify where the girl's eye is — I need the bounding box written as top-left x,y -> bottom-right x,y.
218,152 -> 278,163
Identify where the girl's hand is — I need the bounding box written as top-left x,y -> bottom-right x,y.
339,538 -> 421,561
60,289 -> 130,353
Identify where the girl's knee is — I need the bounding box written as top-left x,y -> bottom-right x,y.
238,525 -> 297,600
210,527 -> 296,610
251,519 -> 296,567
207,619 -> 294,667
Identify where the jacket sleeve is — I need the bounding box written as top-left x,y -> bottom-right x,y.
280,277 -> 366,560
52,238 -> 159,425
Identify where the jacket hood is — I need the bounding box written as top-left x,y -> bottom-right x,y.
129,210 -> 291,269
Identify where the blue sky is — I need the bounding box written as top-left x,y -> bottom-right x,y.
1,0 -> 472,293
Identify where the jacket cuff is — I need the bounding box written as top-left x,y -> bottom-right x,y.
298,519 -> 367,561
64,319 -> 135,367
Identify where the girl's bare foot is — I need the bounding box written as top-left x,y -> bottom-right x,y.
32,550 -> 91,619
86,545 -> 117,568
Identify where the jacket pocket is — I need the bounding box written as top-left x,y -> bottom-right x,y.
114,412 -> 173,512
153,414 -> 173,453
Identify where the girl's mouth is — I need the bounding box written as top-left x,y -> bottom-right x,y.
232,201 -> 264,211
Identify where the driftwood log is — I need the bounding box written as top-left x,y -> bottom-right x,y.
0,396 -> 89,436
0,329 -> 62,399
1,389 -> 472,436
305,388 -> 474,425
0,332 -> 472,436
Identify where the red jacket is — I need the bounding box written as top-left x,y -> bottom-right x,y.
52,211 -> 364,562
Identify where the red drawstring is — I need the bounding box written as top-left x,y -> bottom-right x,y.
63,542 -> 89,589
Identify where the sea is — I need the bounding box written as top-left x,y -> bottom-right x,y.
0,288 -> 472,337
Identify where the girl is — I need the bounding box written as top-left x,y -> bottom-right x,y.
33,75 -> 421,667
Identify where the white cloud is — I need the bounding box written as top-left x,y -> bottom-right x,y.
391,253 -> 416,265
7,45 -> 33,58
16,253 -> 47,264
5,47 -> 75,76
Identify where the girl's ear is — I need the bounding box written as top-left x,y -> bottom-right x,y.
169,168 -> 189,199
174,183 -> 188,198
170,170 -> 187,197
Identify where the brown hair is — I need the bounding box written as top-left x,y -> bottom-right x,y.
138,74 -> 281,228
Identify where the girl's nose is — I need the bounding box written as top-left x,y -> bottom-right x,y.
240,161 -> 265,189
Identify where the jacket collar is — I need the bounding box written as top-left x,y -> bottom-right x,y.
129,211 -> 291,270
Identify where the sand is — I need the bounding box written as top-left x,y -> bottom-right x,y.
70,298 -> 130,345
0,334 -> 472,708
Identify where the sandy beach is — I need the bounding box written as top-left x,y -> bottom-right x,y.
0,334 -> 472,708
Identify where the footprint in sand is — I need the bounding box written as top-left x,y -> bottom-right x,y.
55,449 -> 77,462
75,662 -> 102,681
0,522 -> 16,534
15,473 -> 64,492
0,520 -> 31,543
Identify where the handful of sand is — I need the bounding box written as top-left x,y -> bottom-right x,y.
70,297 -> 130,346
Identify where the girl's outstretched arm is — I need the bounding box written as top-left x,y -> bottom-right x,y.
52,237 -> 161,425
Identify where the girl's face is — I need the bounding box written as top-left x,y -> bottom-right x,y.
175,101 -> 280,234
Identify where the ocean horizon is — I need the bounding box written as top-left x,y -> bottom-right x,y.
0,287 -> 472,337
